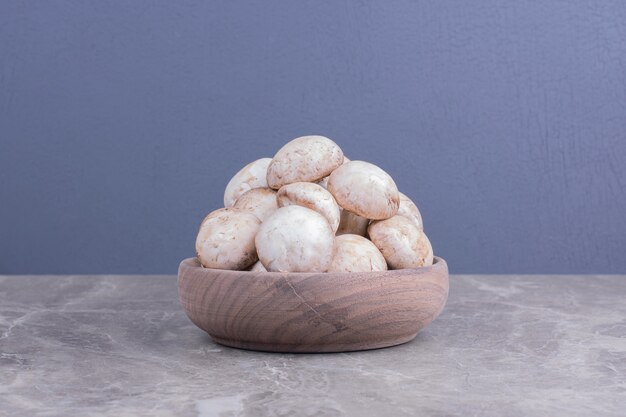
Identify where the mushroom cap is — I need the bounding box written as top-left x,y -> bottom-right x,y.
336,210 -> 370,237
255,205 -> 334,272
327,161 -> 400,220
397,192 -> 424,231
266,136 -> 343,189
195,208 -> 261,270
329,234 -> 388,273
233,187 -> 278,222
317,176 -> 330,190
368,215 -> 433,269
317,156 -> 349,189
224,158 -> 272,207
248,260 -> 267,272
276,182 -> 341,232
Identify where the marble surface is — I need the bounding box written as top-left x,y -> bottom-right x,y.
1,274 -> 625,417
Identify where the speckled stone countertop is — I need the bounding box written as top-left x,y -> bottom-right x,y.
1,274 -> 625,417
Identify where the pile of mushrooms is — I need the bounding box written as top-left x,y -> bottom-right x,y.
195,135 -> 434,273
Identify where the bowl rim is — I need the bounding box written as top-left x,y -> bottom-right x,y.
179,256 -> 447,277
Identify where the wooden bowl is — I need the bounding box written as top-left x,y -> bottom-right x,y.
178,257 -> 449,353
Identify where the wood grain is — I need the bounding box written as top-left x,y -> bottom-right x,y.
178,257 -> 449,352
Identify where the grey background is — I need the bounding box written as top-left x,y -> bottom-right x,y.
1,1 -> 625,274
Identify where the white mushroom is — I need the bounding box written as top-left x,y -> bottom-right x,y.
317,176 -> 330,189
327,161 -> 399,220
397,192 -> 424,231
233,187 -> 278,222
336,210 -> 370,237
223,158 -> 272,207
329,234 -> 387,273
276,182 -> 341,232
317,156 -> 349,189
368,215 -> 433,269
195,208 -> 261,270
266,136 -> 343,189
248,260 -> 267,272
255,206 -> 334,272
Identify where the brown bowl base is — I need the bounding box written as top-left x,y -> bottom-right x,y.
210,332 -> 418,353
